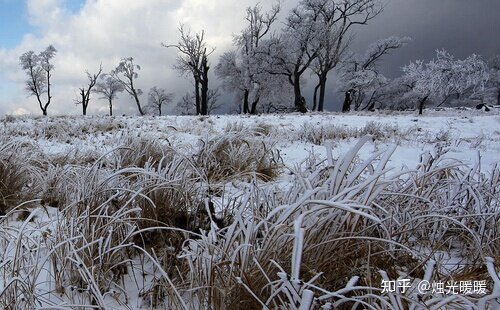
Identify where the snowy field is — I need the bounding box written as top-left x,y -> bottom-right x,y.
0,109 -> 499,309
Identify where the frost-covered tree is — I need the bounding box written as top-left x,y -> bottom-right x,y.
488,55 -> 500,105
311,0 -> 382,111
260,1 -> 323,113
259,0 -> 381,112
216,3 -> 280,114
19,45 -> 57,116
146,86 -> 173,116
93,74 -> 125,116
175,89 -> 220,115
216,50 -> 245,110
206,89 -> 222,115
364,76 -> 413,110
340,36 -> 410,112
176,92 -> 196,115
402,50 -> 489,114
164,25 -> 213,115
75,65 -> 103,116
342,69 -> 388,111
110,58 -> 144,115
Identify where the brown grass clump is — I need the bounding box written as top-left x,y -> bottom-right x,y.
224,121 -> 273,137
298,121 -> 409,145
133,181 -> 200,251
123,153 -> 212,251
0,159 -> 25,214
116,134 -> 175,168
0,141 -> 36,213
197,133 -> 282,183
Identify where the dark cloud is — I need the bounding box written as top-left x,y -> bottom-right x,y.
353,0 -> 500,77
319,0 -> 500,110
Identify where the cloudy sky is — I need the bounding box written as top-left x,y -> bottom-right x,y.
0,0 -> 498,115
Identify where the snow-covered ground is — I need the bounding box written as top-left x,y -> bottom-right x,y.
0,109 -> 499,309
3,108 -> 499,170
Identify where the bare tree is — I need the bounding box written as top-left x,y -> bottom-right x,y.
216,3 -> 280,114
19,45 -> 57,116
147,86 -> 174,116
216,50 -> 245,111
164,25 -> 214,115
111,57 -> 144,115
175,89 -> 220,115
93,74 -> 125,116
311,0 -> 382,112
176,92 -> 195,115
258,1 -> 325,113
75,65 -> 103,115
340,36 -> 410,112
207,88 -> 222,115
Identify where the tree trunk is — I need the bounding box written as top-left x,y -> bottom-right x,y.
201,81 -> 208,115
194,79 -> 201,115
83,100 -> 88,116
159,106 -> 162,116
366,102 -> 375,111
200,56 -> 209,116
293,73 -> 307,113
133,91 -> 144,116
45,70 -> 52,116
318,71 -> 327,112
497,89 -> 500,105
342,90 -> 352,113
109,99 -> 113,116
312,81 -> 320,112
36,96 -> 45,116
418,96 -> 428,115
250,96 -> 259,114
354,92 -> 364,111
80,89 -> 87,115
362,91 -> 377,111
243,89 -> 250,114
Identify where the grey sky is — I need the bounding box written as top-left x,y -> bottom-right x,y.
319,0 -> 500,109
0,0 -> 498,115
354,0 -> 500,76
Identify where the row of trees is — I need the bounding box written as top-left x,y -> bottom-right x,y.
341,48 -> 493,115
19,0 -> 499,116
216,0 -> 383,113
19,50 -> 173,116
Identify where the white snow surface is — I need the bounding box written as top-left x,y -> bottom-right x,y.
1,108 -> 499,308
3,108 -> 499,171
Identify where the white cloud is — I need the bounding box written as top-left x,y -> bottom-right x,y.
1,0 -> 287,115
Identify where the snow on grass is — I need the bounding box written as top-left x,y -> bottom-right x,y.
0,109 -> 499,309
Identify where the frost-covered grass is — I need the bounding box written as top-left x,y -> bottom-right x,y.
0,110 -> 499,309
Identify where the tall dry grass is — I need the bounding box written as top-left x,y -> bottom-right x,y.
0,126 -> 498,309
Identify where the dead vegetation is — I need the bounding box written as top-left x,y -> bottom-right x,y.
197,132 -> 283,182
0,116 -> 498,309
